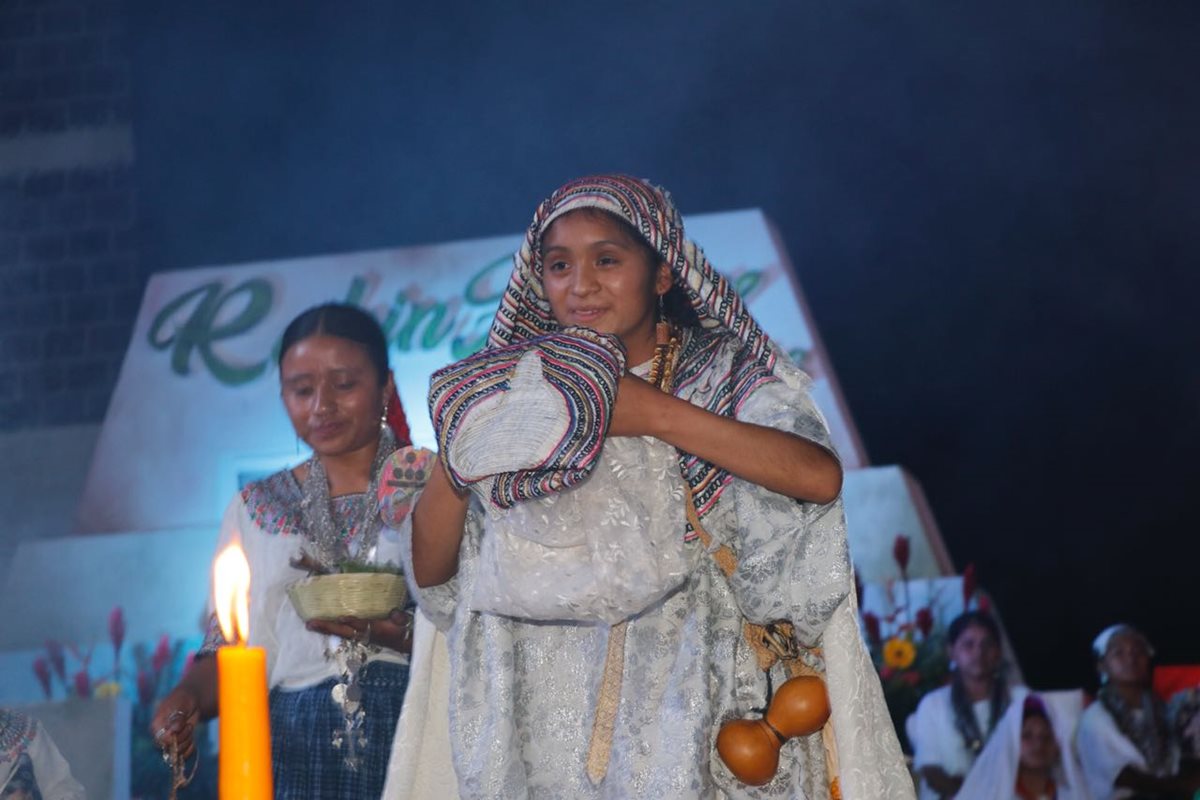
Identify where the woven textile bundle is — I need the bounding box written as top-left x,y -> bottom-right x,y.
428,326 -> 626,508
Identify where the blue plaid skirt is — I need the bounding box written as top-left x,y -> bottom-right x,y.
268,660 -> 409,799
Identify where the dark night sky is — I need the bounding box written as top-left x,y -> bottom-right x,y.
126,1 -> 1200,688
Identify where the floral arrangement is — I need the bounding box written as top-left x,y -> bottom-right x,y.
29,606 -> 217,799
858,534 -> 988,752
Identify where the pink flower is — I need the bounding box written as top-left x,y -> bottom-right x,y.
136,670 -> 155,708
962,563 -> 978,608
32,658 -> 52,699
73,670 -> 90,698
45,640 -> 66,682
108,606 -> 126,659
892,534 -> 911,575
151,635 -> 172,675
862,611 -> 882,644
916,607 -> 935,638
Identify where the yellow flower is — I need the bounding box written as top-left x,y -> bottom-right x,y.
93,681 -> 122,699
882,637 -> 916,669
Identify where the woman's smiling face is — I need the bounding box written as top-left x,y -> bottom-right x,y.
540,209 -> 672,365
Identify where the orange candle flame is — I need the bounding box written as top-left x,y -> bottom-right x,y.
214,543 -> 251,645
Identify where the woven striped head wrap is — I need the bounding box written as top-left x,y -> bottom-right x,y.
488,174 -> 780,372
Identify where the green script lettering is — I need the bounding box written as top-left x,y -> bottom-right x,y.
464,255 -> 510,305
148,279 -> 273,385
449,255 -> 512,358
148,253 -> 523,383
390,294 -> 457,351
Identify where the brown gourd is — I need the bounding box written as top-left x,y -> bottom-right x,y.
716,675 -> 831,785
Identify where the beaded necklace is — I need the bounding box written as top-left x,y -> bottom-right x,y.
298,426 -> 397,571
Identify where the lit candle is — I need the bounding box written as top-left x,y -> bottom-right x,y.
214,544 -> 274,799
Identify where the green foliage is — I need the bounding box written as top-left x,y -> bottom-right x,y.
336,559 -> 404,575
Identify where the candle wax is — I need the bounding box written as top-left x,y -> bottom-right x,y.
217,645 -> 273,799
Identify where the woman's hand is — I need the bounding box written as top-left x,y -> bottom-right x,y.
150,655 -> 217,760
306,608 -> 414,655
150,686 -> 203,760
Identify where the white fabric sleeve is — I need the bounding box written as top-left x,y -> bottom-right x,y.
727,353 -> 850,643
197,495 -> 248,655
28,720 -> 86,800
909,687 -> 950,771
1076,702 -> 1144,800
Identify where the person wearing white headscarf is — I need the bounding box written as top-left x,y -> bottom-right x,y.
1075,625 -> 1200,799
392,175 -> 912,799
955,692 -> 1092,800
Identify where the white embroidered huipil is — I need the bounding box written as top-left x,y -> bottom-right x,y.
396,334 -> 913,799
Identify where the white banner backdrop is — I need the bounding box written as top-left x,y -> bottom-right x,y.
76,209 -> 865,534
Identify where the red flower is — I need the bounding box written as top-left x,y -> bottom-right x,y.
892,534 -> 911,575
862,612 -> 882,644
137,670 -> 155,708
962,563 -> 977,608
880,665 -> 895,681
73,670 -> 90,698
108,606 -> 126,660
32,658 -> 52,699
900,670 -> 921,687
151,635 -> 172,675
45,640 -> 66,682
916,607 -> 935,638
978,594 -> 992,614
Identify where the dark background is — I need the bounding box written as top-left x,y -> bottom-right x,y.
125,1 -> 1199,689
